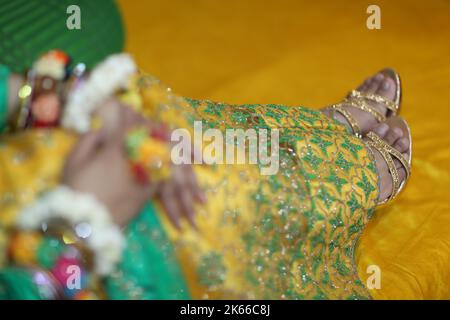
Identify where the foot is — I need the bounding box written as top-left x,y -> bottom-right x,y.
324,70 -> 398,135
367,120 -> 410,203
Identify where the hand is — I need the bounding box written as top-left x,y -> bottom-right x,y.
62,99 -> 156,226
157,163 -> 206,231
112,104 -> 207,231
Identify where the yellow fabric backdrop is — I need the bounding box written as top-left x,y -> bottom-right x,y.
117,0 -> 450,299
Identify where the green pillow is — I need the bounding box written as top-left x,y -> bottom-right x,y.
0,0 -> 125,72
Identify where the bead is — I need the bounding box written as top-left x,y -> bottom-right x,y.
18,85 -> 32,99
51,255 -> 87,298
75,222 -> 92,239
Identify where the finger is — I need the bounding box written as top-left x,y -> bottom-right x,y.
185,165 -> 206,203
123,105 -> 147,130
177,183 -> 198,231
159,184 -> 182,230
171,165 -> 198,229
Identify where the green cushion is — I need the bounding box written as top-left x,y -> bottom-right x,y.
0,0 -> 125,72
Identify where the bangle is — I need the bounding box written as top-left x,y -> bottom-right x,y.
10,52 -> 136,133
13,50 -> 71,130
16,186 -> 125,276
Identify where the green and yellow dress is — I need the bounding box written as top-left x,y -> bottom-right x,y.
0,73 -> 378,299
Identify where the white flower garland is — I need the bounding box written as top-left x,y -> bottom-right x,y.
16,186 -> 125,276
62,53 -> 137,133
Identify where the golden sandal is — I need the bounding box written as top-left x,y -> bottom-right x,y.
365,116 -> 411,205
330,68 -> 402,138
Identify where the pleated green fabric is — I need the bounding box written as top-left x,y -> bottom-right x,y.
0,0 -> 125,72
105,203 -> 191,300
0,267 -> 42,300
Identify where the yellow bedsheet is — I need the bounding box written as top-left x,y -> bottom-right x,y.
118,0 -> 450,299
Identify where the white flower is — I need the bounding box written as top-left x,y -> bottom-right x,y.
16,186 -> 125,276
63,54 -> 137,133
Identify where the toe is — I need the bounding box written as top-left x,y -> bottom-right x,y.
376,77 -> 396,101
393,137 -> 409,153
402,152 -> 409,163
396,165 -> 407,185
357,81 -> 367,92
366,73 -> 384,93
358,78 -> 371,93
394,153 -> 408,171
370,116 -> 411,204
384,127 -> 403,145
373,123 -> 389,137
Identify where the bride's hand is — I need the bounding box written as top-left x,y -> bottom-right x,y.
111,104 -> 206,231
157,163 -> 206,231
62,99 -> 157,226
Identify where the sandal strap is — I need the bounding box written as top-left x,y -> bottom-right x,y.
344,96 -> 386,122
330,104 -> 362,138
366,131 -> 410,204
349,90 -> 399,114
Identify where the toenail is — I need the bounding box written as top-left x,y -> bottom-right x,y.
399,139 -> 408,149
375,123 -> 389,135
382,81 -> 390,90
393,128 -> 403,136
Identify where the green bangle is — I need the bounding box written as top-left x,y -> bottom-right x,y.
0,64 -> 10,132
